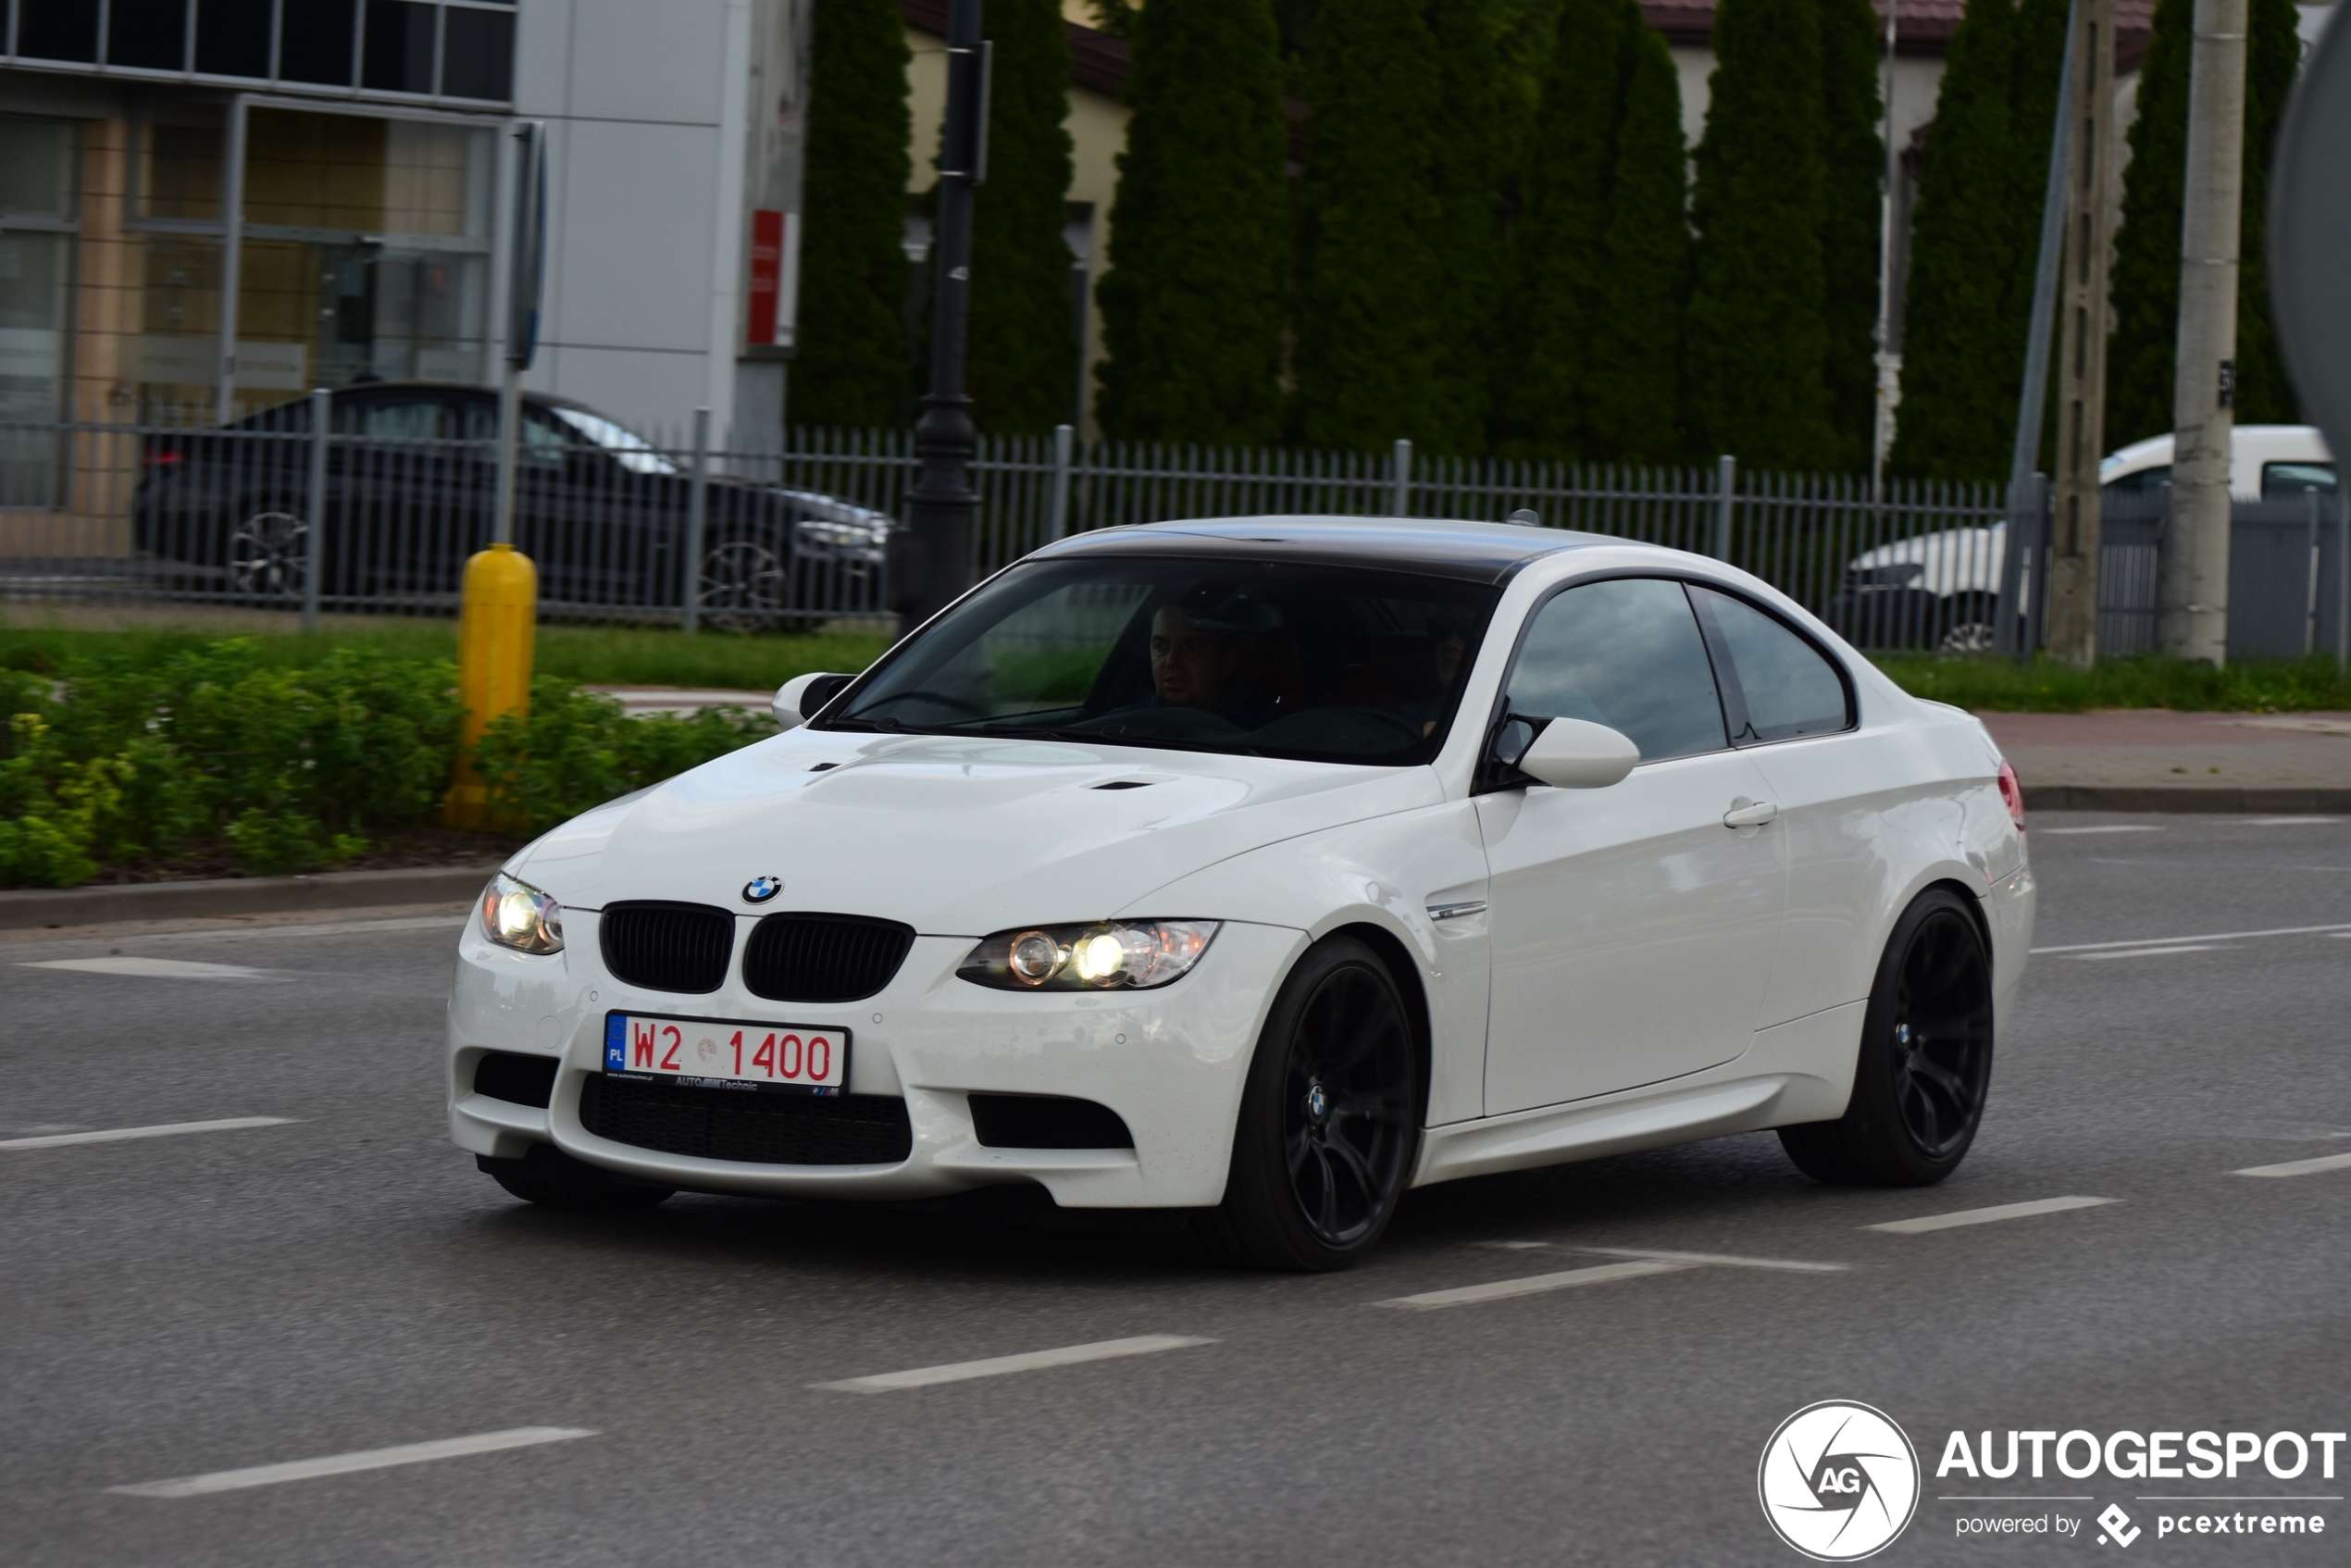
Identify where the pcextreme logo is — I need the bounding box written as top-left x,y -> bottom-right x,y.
1759,1400 -> 1923,1562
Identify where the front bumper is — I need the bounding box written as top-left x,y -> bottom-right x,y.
446,911 -> 1304,1208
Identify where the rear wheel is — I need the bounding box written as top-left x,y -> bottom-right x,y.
479,1145 -> 674,1211
1937,596 -> 2000,653
699,541 -> 785,633
1191,937 -> 1420,1271
228,503 -> 309,600
1779,889 -> 1995,1185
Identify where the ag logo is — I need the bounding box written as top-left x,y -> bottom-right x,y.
742,875 -> 782,903
1758,1400 -> 1921,1561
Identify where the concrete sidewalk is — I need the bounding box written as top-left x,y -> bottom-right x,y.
1978,709 -> 2351,811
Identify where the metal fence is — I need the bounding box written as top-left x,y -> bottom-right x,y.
2,403 -> 2340,657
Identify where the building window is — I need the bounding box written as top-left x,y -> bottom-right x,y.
5,0 -> 515,102
0,118 -> 81,505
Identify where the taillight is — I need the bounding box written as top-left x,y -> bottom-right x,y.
1996,759 -> 2026,832
144,449 -> 184,466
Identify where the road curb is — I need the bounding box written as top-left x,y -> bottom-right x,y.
2022,784 -> 2351,814
0,864 -> 502,930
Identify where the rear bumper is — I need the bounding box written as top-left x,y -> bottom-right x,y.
446,912 -> 1303,1208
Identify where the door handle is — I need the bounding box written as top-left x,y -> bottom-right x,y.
1723,798 -> 1780,829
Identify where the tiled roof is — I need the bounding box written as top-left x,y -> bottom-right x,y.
902,1 -> 2162,103
901,0 -> 1130,96
1644,0 -> 2158,70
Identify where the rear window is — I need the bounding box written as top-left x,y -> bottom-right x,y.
2261,462 -> 2337,499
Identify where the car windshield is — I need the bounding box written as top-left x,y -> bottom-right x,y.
821,555 -> 1501,765
547,405 -> 678,475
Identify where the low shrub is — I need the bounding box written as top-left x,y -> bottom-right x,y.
0,640 -> 773,887
473,681 -> 772,834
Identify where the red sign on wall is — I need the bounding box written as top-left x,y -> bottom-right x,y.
747,208 -> 785,347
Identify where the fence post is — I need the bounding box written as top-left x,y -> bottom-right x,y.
681,405 -> 709,634
302,385 -> 328,631
1048,423 -> 1074,541
2023,473 -> 2053,658
1712,454 -> 1736,561
2339,490 -> 2348,676
2306,486 -> 2322,657
1390,438 -> 1412,518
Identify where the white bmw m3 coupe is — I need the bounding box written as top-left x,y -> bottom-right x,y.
448,516 -> 2034,1270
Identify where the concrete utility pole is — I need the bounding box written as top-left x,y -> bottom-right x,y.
2044,0 -> 2119,667
1871,0 -> 1900,499
2158,0 -> 2249,665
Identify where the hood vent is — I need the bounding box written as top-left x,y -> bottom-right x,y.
743,913 -> 916,1003
1091,779 -> 1154,790
601,902 -> 735,994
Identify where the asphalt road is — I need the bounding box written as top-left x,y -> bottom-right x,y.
5,814 -> 2349,1567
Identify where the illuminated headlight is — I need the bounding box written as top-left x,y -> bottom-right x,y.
479,872 -> 564,954
959,920 -> 1219,991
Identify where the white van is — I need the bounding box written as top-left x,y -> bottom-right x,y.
2099,424 -> 2336,500
1833,426 -> 2337,650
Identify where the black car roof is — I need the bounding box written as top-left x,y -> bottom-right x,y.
1032,515 -> 1604,583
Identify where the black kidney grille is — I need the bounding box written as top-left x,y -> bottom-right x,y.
580,1075 -> 913,1165
743,913 -> 915,1002
600,902 -> 734,993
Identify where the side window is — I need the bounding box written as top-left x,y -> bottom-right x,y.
2102,464 -> 2171,495
335,396 -> 446,439
520,407 -> 572,467
1505,578 -> 1727,762
1689,586 -> 1850,743
2262,461 -> 2336,499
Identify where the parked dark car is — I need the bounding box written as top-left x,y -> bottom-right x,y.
131,382 -> 889,627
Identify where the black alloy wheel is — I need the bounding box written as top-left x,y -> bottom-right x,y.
1194,936 -> 1420,1270
1780,888 -> 1996,1185
699,541 -> 785,633
228,504 -> 310,600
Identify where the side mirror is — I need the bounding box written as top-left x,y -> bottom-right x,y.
773,671 -> 855,730
1510,716 -> 1639,790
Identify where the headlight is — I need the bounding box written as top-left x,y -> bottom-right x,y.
958,919 -> 1219,991
480,872 -> 564,954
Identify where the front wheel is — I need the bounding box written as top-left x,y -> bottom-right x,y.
1191,937 -> 1420,1271
1779,888 -> 1995,1185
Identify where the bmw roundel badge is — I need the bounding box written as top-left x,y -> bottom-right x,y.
742,875 -> 782,904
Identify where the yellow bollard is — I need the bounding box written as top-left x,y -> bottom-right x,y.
444,541 -> 538,829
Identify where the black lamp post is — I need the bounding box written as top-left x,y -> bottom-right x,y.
893,0 -> 989,641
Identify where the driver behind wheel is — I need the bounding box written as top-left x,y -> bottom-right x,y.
1149,604 -> 1282,728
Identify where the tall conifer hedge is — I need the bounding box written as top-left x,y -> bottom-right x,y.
2107,0 -> 2304,446
1498,0 -> 1686,463
1291,0 -> 1448,450
964,0 -> 1080,436
790,0 -> 912,429
1094,0 -> 1289,444
1818,0 -> 1886,472
1886,0 -> 2066,480
1686,0 -> 1837,469
1424,0 -> 1508,456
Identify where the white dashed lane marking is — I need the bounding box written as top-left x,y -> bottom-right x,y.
109,1427 -> 597,1499
811,1335 -> 1216,1394
2232,1151 -> 2351,1178
1865,1196 -> 2118,1234
1375,1258 -> 1696,1310
2032,922 -> 2351,955
1575,1246 -> 1850,1274
0,1117 -> 295,1151
2072,944 -> 2226,961
21,957 -> 280,981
